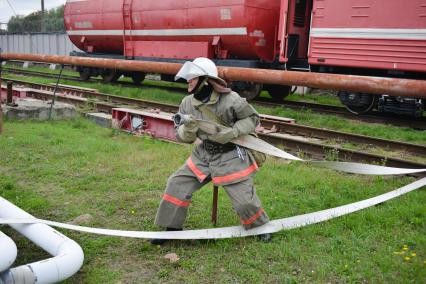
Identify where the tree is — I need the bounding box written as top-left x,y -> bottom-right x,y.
7,5 -> 64,33
43,6 -> 65,32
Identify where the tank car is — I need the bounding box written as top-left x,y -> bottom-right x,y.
65,0 -> 426,116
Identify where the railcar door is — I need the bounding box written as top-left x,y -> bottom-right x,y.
279,0 -> 313,68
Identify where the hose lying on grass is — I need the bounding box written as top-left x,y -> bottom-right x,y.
0,177 -> 424,239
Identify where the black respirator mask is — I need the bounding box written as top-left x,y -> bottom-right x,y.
192,77 -> 213,102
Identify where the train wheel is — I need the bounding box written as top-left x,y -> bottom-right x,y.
232,82 -> 263,101
79,68 -> 91,81
131,72 -> 146,85
101,69 -> 120,83
338,91 -> 377,114
264,84 -> 292,101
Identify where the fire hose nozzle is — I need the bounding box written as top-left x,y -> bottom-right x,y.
172,113 -> 192,127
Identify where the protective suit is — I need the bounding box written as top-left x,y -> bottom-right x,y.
153,58 -> 270,242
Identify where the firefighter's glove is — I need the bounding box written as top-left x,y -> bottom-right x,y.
207,126 -> 238,144
184,116 -> 198,129
176,115 -> 198,143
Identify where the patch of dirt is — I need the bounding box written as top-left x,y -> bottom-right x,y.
109,251 -> 158,283
69,213 -> 94,225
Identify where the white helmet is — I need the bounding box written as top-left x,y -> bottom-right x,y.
175,57 -> 226,85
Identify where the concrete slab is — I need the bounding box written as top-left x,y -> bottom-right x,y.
294,86 -> 312,95
85,112 -> 112,128
22,62 -> 32,68
2,98 -> 76,121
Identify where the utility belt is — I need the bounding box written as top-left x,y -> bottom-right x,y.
202,140 -> 235,155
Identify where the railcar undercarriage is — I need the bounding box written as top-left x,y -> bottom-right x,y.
338,91 -> 424,117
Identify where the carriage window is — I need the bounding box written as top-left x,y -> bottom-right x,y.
294,0 -> 307,27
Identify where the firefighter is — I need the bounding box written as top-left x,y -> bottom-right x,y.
151,57 -> 271,244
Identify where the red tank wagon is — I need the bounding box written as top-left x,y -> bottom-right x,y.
65,0 -> 426,116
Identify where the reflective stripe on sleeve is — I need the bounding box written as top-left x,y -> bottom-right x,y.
241,208 -> 265,225
163,194 -> 191,207
213,163 -> 258,184
187,157 -> 207,181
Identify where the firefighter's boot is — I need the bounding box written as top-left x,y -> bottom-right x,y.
257,233 -> 272,243
150,227 -> 182,245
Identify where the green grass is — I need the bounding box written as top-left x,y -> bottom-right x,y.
286,91 -> 341,106
259,89 -> 341,106
0,119 -> 425,283
4,63 -> 79,77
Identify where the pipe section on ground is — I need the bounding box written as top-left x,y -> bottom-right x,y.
0,231 -> 17,273
0,197 -> 84,284
0,53 -> 425,98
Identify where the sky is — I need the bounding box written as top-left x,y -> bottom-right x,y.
0,0 -> 66,24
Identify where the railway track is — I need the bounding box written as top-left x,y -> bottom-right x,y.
253,98 -> 426,130
3,66 -> 425,130
2,78 -> 425,172
2,66 -> 187,93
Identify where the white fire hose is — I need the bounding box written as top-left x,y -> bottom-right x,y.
0,177 -> 424,239
1,117 -> 425,240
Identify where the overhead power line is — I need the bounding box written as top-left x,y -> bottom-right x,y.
5,0 -> 18,16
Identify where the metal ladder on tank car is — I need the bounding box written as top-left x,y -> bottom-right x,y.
122,0 -> 134,59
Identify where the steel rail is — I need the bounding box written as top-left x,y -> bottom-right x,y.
258,133 -> 426,171
3,80 -> 425,169
3,67 -> 425,130
254,98 -> 426,130
260,119 -> 426,156
1,53 -> 426,98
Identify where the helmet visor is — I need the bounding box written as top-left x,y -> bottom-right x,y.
175,61 -> 207,82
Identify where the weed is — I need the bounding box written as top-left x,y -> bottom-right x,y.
325,148 -> 340,161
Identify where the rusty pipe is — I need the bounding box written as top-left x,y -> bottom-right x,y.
0,53 -> 182,78
1,53 -> 425,98
219,68 -> 426,99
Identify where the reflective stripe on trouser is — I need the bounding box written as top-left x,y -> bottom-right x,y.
223,177 -> 269,229
155,164 -> 209,229
188,144 -> 259,186
155,164 -> 269,230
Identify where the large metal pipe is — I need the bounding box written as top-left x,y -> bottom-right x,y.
0,197 -> 84,284
1,53 -> 425,98
0,231 -> 17,273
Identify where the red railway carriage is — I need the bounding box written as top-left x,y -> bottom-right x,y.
65,0 -> 280,61
65,0 -> 426,116
309,1 -> 426,73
